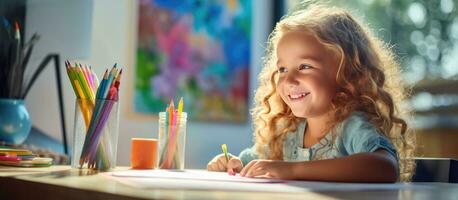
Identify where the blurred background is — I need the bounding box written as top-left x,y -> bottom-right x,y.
311,0 -> 458,160
1,0 -> 457,169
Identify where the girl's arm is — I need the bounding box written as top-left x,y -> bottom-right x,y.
241,149 -> 398,183
293,149 -> 398,182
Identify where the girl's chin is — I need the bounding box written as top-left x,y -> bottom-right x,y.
291,110 -> 309,118
285,101 -> 332,118
291,108 -> 331,119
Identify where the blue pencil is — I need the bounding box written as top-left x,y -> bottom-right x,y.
81,65 -> 118,167
79,70 -> 109,165
101,64 -> 117,98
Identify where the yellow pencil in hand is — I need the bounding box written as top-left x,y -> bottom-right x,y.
221,144 -> 229,162
221,144 -> 235,175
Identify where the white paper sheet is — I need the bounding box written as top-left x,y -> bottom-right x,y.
105,170 -> 434,193
110,169 -> 283,183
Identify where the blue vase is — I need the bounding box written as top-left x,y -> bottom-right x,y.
0,99 -> 32,144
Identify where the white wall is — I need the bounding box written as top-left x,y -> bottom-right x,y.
25,0 -> 272,169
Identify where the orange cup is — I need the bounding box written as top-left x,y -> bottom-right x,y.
131,138 -> 158,169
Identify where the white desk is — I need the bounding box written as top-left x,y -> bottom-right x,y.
1,166 -> 457,200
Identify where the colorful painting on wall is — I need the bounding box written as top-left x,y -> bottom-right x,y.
135,0 -> 251,122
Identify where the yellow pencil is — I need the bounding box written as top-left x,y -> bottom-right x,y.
177,97 -> 183,123
74,80 -> 92,126
73,80 -> 85,99
78,66 -> 95,100
221,144 -> 229,162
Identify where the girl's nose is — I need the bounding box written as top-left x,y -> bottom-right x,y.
285,73 -> 300,86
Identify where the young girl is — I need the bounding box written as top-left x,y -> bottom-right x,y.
207,4 -> 415,182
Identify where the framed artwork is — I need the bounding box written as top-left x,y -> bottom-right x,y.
135,0 -> 251,122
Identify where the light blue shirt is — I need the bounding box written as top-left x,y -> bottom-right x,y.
239,112 -> 398,166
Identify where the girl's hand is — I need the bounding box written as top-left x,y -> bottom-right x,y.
207,154 -> 243,174
240,159 -> 296,179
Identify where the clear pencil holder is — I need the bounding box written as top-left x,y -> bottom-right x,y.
158,112 -> 187,169
71,99 -> 119,171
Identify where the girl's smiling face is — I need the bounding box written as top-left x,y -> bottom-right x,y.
276,31 -> 340,118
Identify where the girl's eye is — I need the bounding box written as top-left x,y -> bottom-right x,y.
278,66 -> 287,73
299,64 -> 312,70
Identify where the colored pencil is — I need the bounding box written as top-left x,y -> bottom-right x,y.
65,61 -> 122,170
167,97 -> 184,167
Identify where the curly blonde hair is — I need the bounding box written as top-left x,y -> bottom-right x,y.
252,4 -> 416,182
